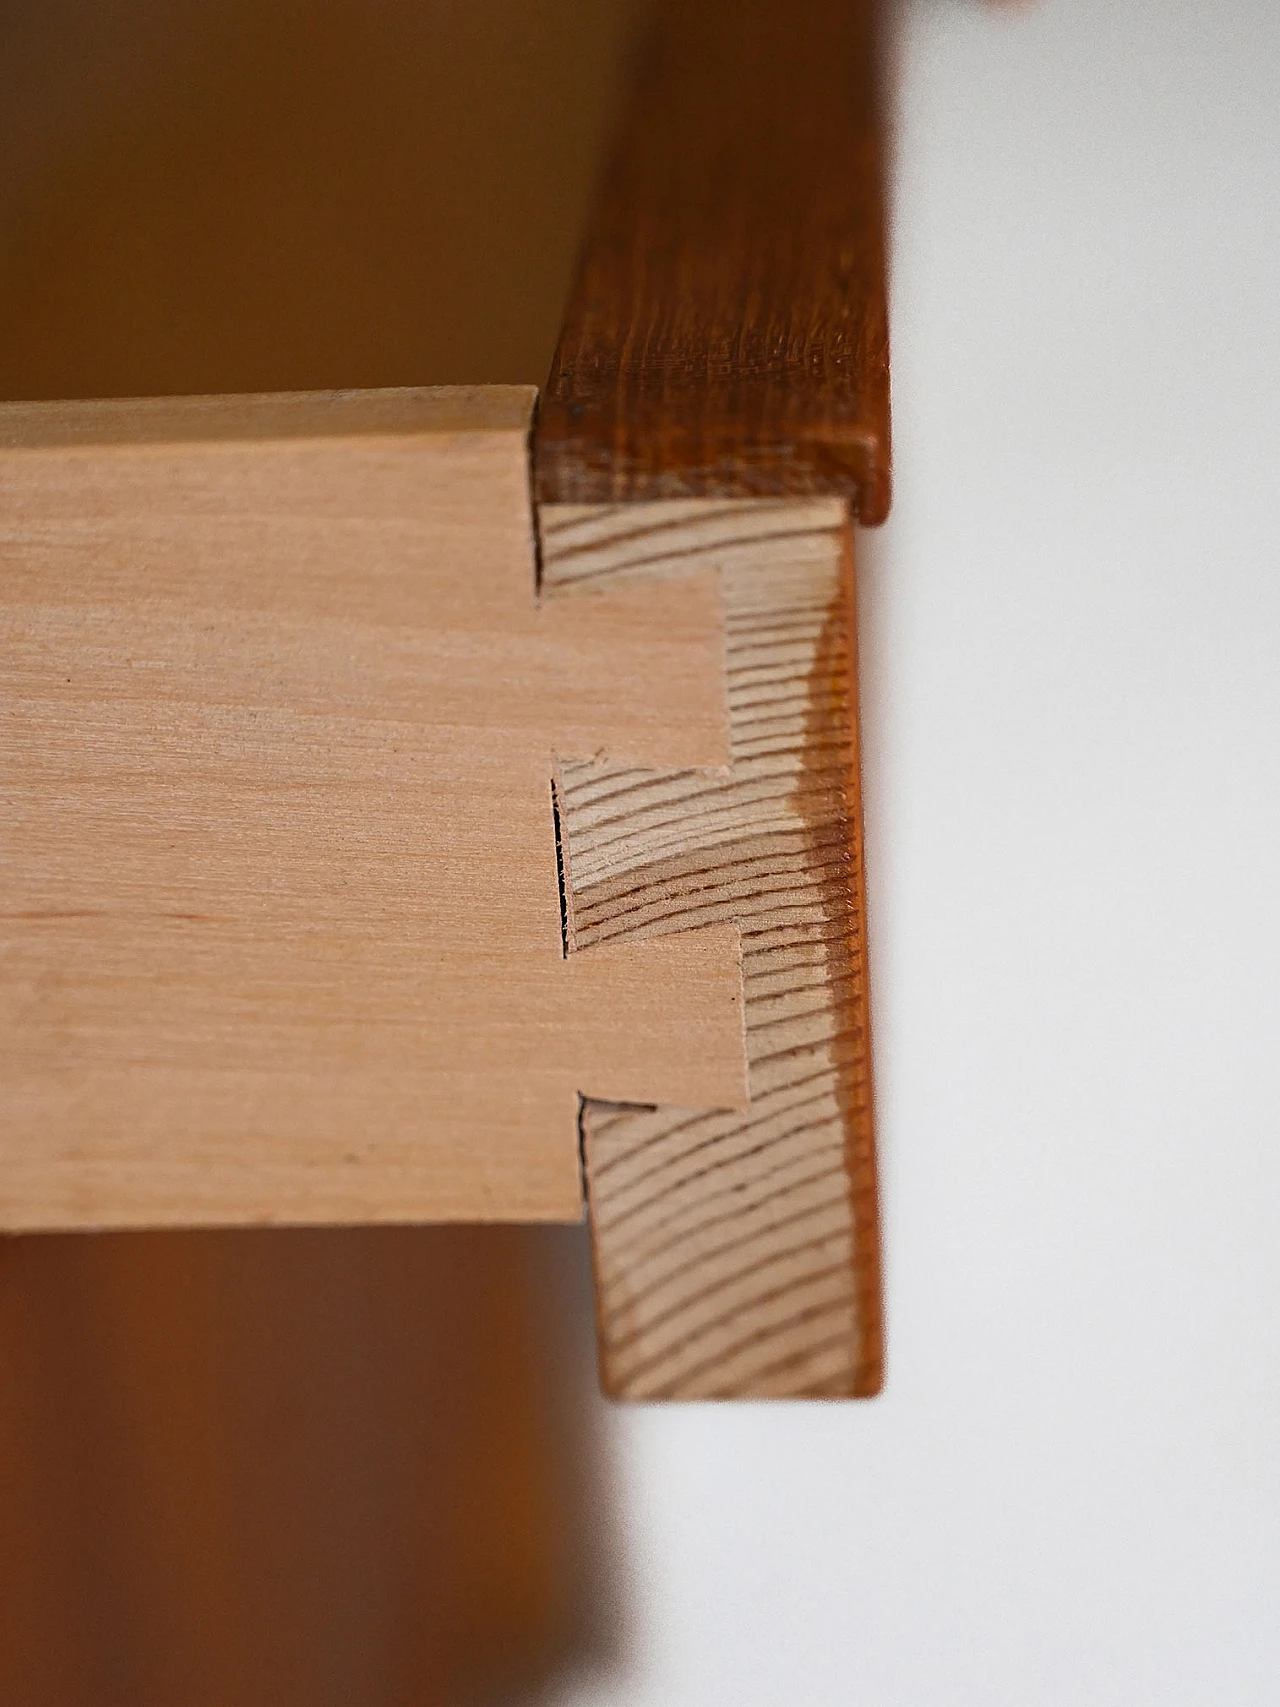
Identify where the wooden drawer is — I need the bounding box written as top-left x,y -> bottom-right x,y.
2,0 -> 886,1407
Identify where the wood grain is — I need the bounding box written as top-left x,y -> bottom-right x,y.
0,386 -> 749,1230
542,499 -> 881,1398
534,0 -> 891,520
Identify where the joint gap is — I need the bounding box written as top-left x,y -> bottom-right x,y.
550,778 -> 570,959
528,395 -> 546,594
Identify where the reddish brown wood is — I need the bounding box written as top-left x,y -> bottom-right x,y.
534,0 -> 891,519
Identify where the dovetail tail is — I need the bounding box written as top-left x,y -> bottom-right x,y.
576,1092 -> 590,1209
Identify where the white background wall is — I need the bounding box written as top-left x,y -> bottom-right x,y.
555,0 -> 1280,1700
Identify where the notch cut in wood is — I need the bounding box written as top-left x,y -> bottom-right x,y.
0,386 -> 747,1229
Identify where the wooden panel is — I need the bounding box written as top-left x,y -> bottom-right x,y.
534,0 -> 891,519
0,386 -> 748,1229
542,500 -> 882,1398
0,1225 -> 600,1706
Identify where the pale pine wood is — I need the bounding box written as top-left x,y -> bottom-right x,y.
542,499 -> 882,1398
0,387 -> 747,1230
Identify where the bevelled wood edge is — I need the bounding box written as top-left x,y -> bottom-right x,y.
533,0 -> 891,521
542,500 -> 883,1399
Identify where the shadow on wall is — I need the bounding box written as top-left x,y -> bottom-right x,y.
0,1 -> 640,1699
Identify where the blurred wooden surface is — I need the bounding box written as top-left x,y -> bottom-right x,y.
0,0 -> 631,1699
0,0 -> 640,398
0,1226 -> 600,1707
